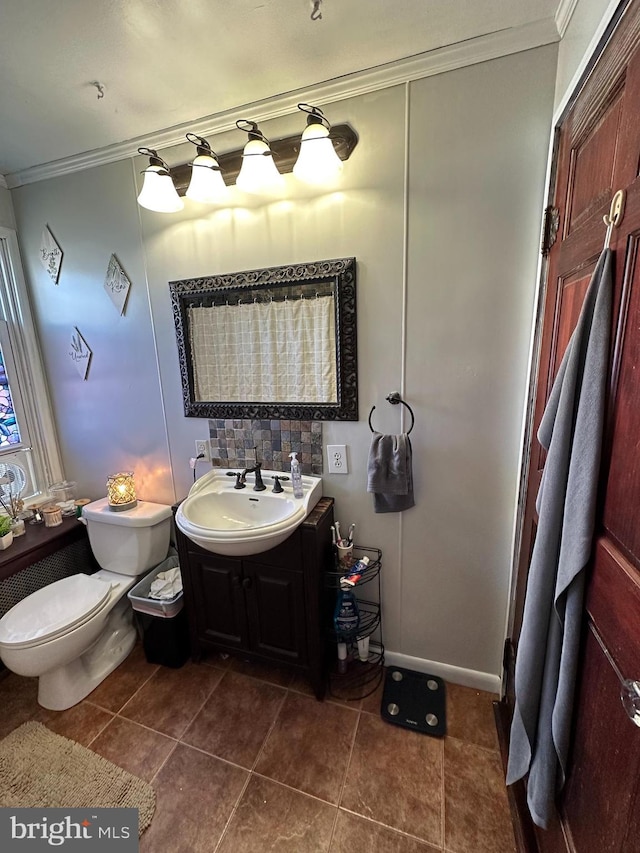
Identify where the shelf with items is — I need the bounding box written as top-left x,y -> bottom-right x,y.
325,544 -> 384,702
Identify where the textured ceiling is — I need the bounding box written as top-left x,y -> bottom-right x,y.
0,0 -> 560,177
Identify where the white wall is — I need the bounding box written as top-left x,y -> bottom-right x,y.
403,48 -> 557,679
555,0 -> 617,109
10,44 -> 557,689
0,187 -> 16,229
11,161 -> 173,504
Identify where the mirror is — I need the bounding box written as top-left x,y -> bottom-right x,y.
170,257 -> 357,420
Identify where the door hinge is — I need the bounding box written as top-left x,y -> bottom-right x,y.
541,206 -> 560,256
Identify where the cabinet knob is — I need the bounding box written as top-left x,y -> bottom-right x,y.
242,576 -> 253,589
232,574 -> 241,586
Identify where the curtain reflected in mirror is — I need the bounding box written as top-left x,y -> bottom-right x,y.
170,258 -> 357,420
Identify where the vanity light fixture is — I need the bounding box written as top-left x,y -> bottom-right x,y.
185,133 -> 228,203
136,148 -> 184,213
293,103 -> 343,184
235,120 -> 284,194
107,471 -> 137,512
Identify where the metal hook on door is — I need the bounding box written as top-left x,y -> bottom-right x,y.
603,189 -> 625,250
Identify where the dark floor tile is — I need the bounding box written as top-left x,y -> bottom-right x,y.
0,673 -> 38,738
445,682 -> 499,751
90,716 -> 176,782
228,655 -> 294,688
217,774 -> 336,853
341,713 -> 443,847
182,671 -> 286,767
255,692 -> 359,804
330,811 -> 441,852
87,643 -> 159,713
444,736 -> 516,853
201,651 -> 233,670
120,661 -> 223,738
140,743 -> 248,853
34,701 -> 113,746
358,666 -> 386,715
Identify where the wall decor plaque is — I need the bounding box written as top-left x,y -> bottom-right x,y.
104,254 -> 131,314
68,328 -> 92,380
39,226 -> 63,284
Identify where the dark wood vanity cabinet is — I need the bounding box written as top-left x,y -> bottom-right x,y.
173,496 -> 334,699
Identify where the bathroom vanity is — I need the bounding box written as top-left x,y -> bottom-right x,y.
173,496 -> 334,699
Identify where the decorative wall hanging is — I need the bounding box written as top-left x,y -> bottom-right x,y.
68,328 -> 92,380
104,254 -> 132,315
39,226 -> 63,284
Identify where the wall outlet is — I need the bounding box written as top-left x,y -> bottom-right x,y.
327,444 -> 348,474
195,439 -> 210,462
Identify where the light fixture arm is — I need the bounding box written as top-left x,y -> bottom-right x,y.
138,147 -> 172,175
236,120 -> 273,153
298,103 -> 330,131
186,133 -> 222,170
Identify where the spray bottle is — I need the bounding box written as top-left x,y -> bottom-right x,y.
288,451 -> 304,499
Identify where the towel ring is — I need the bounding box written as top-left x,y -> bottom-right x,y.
368,392 -> 415,434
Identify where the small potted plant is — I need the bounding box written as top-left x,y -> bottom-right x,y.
0,515 -> 13,549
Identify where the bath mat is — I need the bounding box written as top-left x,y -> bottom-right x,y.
0,721 -> 155,834
381,667 -> 446,737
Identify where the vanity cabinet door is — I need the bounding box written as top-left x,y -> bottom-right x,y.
243,561 -> 308,665
188,551 -> 248,651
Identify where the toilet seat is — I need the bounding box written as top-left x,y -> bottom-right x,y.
0,574 -> 113,650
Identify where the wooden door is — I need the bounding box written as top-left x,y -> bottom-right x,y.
189,551 -> 249,651
243,561 -> 309,664
500,2 -> 640,850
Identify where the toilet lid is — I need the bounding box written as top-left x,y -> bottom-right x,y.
0,574 -> 113,648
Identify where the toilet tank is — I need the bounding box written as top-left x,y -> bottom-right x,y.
81,498 -> 173,576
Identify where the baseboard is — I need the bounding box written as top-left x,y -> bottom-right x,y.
384,651 -> 502,695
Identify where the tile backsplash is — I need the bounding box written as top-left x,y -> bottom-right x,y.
208,419 -> 323,474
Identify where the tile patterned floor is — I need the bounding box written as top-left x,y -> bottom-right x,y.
0,649 -> 516,852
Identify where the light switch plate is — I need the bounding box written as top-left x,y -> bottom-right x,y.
327,444 -> 348,474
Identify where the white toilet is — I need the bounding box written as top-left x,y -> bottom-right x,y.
0,497 -> 172,710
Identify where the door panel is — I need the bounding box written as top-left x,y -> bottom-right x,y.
604,228 -> 640,559
566,92 -> 624,237
191,552 -> 248,649
244,561 -> 308,664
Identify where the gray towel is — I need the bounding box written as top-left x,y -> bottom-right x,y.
367,432 -> 415,513
506,248 -> 612,828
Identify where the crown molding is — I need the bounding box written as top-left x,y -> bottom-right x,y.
5,17 -> 559,189
556,0 -> 580,38
0,175 -> 8,189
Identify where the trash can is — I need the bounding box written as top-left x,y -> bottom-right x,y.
127,556 -> 190,668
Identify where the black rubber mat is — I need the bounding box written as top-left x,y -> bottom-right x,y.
380,666 -> 446,737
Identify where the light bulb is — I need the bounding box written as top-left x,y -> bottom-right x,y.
137,166 -> 183,213
293,122 -> 343,184
236,138 -> 284,194
186,154 -> 227,203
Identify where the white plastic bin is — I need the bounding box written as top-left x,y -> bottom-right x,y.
127,555 -> 183,617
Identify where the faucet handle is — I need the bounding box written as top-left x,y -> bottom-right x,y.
226,470 -> 246,489
272,475 -> 289,493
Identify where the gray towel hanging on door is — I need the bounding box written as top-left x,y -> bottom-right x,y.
506,248 -> 613,828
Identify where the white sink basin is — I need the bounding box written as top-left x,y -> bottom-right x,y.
175,468 -> 323,556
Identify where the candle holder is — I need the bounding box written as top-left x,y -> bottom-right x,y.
107,472 -> 137,511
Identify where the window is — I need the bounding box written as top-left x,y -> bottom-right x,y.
0,227 -> 63,503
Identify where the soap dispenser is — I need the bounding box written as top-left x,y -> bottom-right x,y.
288,452 -> 304,499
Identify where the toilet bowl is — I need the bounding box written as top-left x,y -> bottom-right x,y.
0,497 -> 172,710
